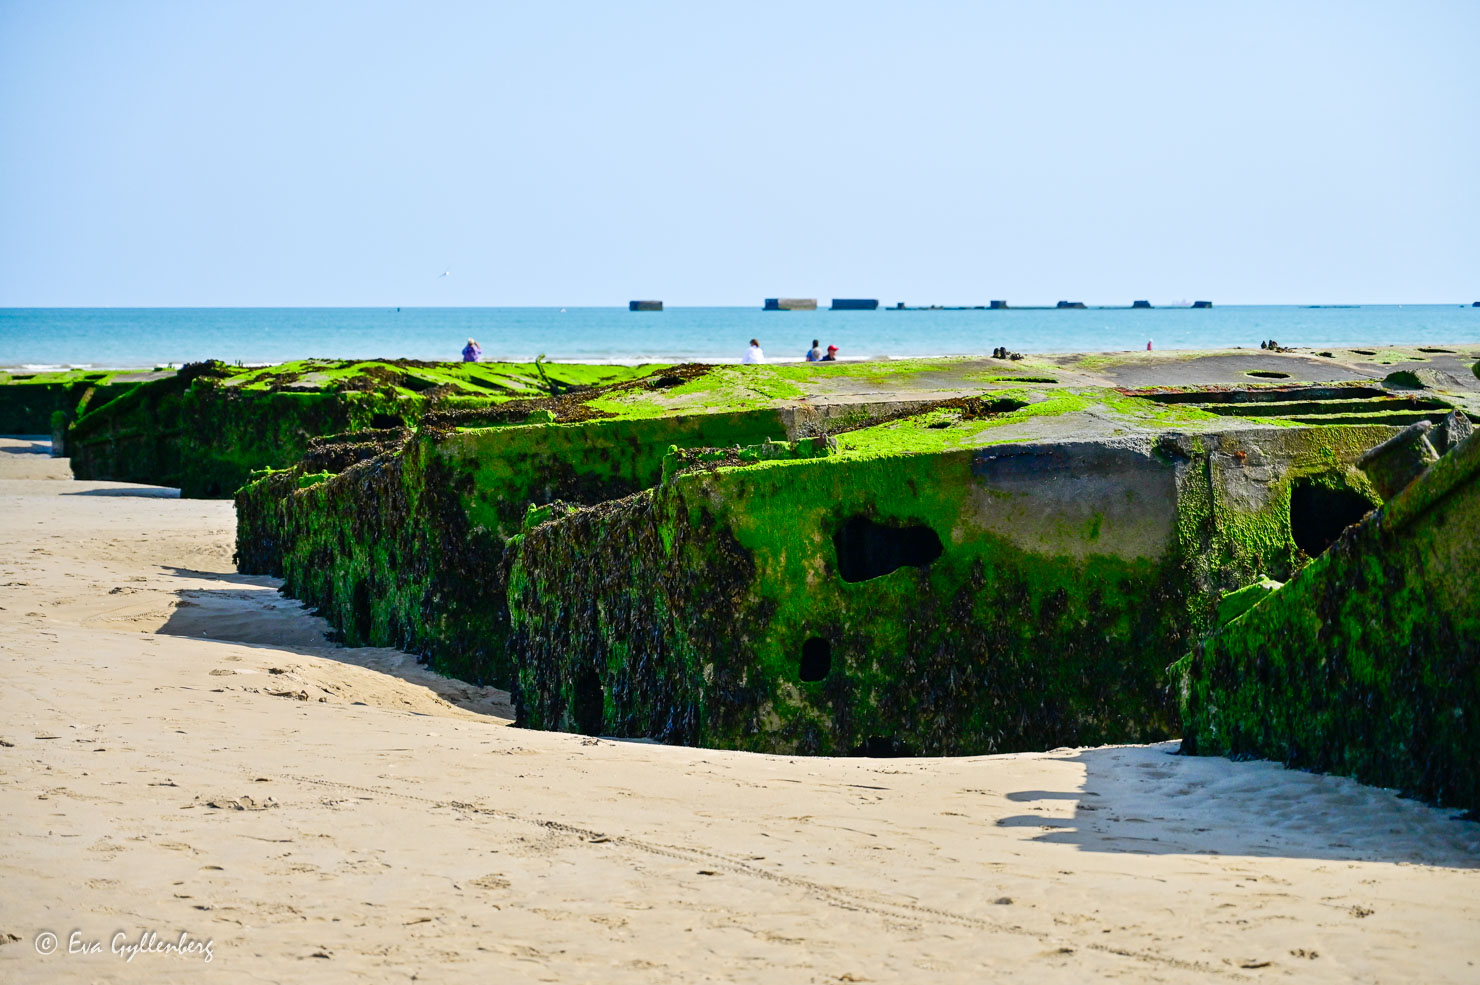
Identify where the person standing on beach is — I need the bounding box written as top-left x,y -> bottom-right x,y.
805,339 -> 823,362
462,338 -> 482,362
743,339 -> 765,364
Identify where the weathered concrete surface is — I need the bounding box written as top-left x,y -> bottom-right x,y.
1177,428 -> 1480,811
1358,421 -> 1440,499
964,439 -> 1177,561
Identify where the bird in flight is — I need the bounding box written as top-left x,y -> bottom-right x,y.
438,268 -> 451,278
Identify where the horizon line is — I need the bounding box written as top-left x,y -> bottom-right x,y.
4,301 -> 1479,311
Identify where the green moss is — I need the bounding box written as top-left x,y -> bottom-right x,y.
1176,430 -> 1480,810
822,389 -> 1229,460
227,359 -> 662,396
510,447 -> 1191,753
503,419 -> 1403,754
0,369 -> 151,434
762,357 -> 980,382
237,405 -> 794,685
1214,577 -> 1283,626
440,410 -> 789,540
67,359 -> 681,497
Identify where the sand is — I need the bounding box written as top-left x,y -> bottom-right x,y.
1,434 -> 1477,983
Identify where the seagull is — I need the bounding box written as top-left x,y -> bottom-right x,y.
438,269 -> 451,278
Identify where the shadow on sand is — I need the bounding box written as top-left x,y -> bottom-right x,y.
153,566 -> 513,719
65,486 -> 180,498
997,743 -> 1480,868
148,574 -> 1480,869
0,437 -> 51,455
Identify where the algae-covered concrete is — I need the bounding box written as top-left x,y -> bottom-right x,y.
1176,427 -> 1480,811
231,348 -> 1477,754
236,403 -> 797,684
507,418 -> 1392,755
65,358 -> 664,498
0,366 -> 166,435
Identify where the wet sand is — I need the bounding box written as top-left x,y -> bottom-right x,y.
1,435 -> 1478,982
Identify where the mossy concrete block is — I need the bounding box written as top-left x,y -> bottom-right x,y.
1434,410 -> 1473,455
1382,367 -> 1463,391
49,411 -> 68,456
1177,429 -> 1480,811
236,409 -> 792,686
1356,421 -> 1439,499
67,359 -> 656,498
232,375 -> 1406,739
509,425 -> 1388,755
0,373 -> 140,434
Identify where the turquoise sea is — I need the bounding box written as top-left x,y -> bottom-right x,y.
1,305 -> 1477,369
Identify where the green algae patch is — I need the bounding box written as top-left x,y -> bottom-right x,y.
439,410 -> 790,541
1176,430 -> 1480,811
584,360 -> 1054,421
69,363 -> 427,497
820,389 -> 1233,460
227,359 -> 660,396
68,359 -> 677,497
237,433 -> 508,681
509,446 -> 1193,754
1214,578 -> 1283,627
0,368 -> 155,434
236,407 -> 793,685
762,357 -> 982,383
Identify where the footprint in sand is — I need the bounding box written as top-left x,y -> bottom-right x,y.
203,794 -> 279,811
467,873 -> 511,890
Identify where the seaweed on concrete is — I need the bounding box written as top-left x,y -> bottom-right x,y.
233,368 -> 1425,756
1175,429 -> 1480,811
507,420 -> 1394,755
69,359 -> 674,498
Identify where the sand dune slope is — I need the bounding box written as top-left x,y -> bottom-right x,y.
1,437 -> 1476,983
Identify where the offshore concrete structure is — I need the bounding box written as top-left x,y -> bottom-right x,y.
887,300 -> 1188,311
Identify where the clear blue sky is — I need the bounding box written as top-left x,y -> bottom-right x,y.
1,0 -> 1476,307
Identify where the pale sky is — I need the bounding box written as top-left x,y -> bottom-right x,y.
1,0 -> 1477,307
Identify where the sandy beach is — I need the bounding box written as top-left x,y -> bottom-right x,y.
2,433 -> 1478,983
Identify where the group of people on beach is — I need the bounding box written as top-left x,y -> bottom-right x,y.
741,339 -> 839,364
462,336 -> 842,365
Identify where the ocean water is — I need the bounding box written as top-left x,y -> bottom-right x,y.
1,305 -> 1477,369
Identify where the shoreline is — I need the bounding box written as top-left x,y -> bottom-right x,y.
4,303 -> 1477,370
5,340 -> 1479,374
